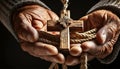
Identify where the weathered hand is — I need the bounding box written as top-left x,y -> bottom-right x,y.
81,10 -> 120,59
65,10 -> 120,66
12,5 -> 64,64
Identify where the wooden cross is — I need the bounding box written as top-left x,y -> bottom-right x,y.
47,10 -> 84,51
48,1 -> 88,69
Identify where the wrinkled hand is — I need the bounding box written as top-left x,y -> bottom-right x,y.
12,5 -> 65,64
65,10 -> 120,66
12,5 -> 120,66
12,5 -> 83,65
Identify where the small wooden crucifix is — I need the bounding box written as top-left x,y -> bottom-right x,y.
47,0 -> 88,69
47,10 -> 84,51
47,0 -> 83,51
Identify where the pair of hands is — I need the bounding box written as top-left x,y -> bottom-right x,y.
12,5 -> 120,66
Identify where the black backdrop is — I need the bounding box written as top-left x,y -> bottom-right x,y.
0,0 -> 120,69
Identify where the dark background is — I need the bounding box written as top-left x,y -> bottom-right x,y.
0,0 -> 120,69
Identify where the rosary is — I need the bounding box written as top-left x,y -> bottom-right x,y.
39,0 -> 97,69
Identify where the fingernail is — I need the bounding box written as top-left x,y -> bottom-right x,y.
81,41 -> 96,52
70,46 -> 82,56
33,20 -> 43,30
46,45 -> 58,55
53,53 -> 65,64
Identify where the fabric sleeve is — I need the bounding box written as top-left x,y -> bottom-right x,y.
0,0 -> 49,41
88,0 -> 120,64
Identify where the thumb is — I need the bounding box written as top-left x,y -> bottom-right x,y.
96,21 -> 117,44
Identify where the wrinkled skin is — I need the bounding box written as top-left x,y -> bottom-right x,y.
80,10 -> 120,59
12,5 -> 120,66
13,5 -> 65,64
65,10 -> 120,66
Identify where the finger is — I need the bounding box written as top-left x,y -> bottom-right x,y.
65,56 -> 80,66
32,19 -> 48,32
80,14 -> 98,31
14,13 -> 39,42
96,22 -> 117,44
81,41 -> 97,52
81,40 -> 115,59
96,27 -> 108,44
65,54 -> 95,66
21,42 -> 58,56
70,44 -> 82,56
81,41 -> 105,58
32,20 -> 44,31
28,6 -> 51,25
40,53 -> 65,64
29,8 -> 59,25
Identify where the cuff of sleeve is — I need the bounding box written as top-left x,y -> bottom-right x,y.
88,0 -> 120,18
